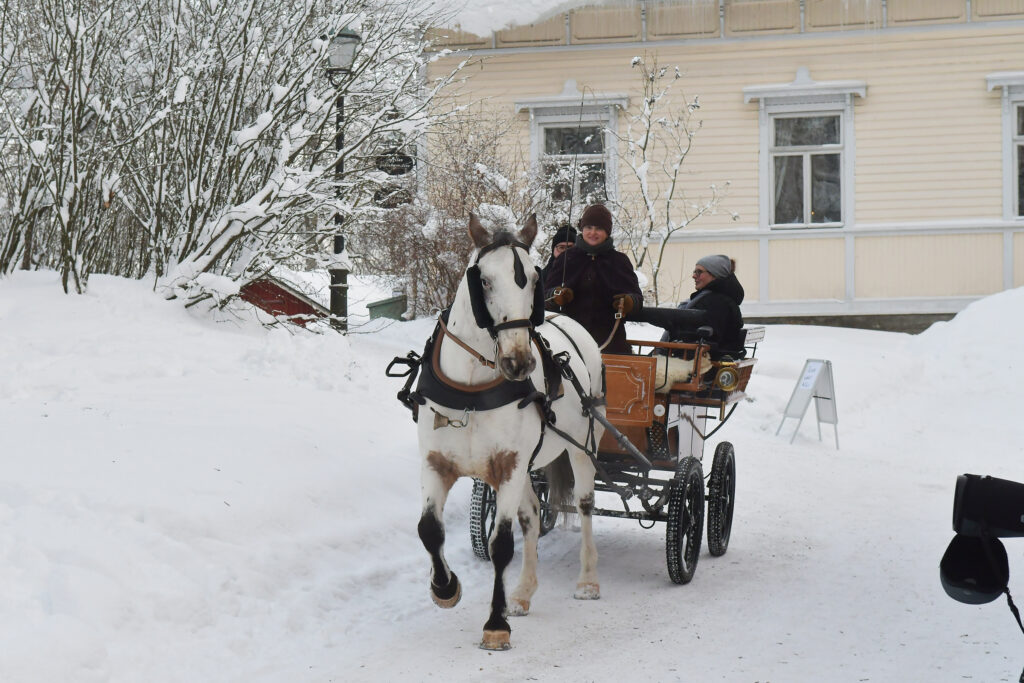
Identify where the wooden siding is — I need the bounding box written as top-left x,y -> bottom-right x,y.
769,238 -> 845,300
887,0 -> 967,25
805,0 -> 883,31
570,6 -> 643,43
854,233 -> 1003,297
424,27 -> 489,50
652,241 -> 760,303
441,26 -> 1024,228
495,15 -> 565,48
974,0 -> 1024,20
1016,232 -> 1024,286
427,14 -> 1024,315
646,1 -> 721,40
427,1 -> 1024,51
724,0 -> 801,35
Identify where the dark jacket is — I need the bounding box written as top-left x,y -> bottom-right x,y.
539,257 -> 559,287
543,238 -> 642,355
669,273 -> 745,358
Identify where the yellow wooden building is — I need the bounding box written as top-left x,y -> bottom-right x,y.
426,0 -> 1024,327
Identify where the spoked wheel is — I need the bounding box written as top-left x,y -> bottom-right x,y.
531,472 -> 557,537
707,441 -> 736,557
666,456 -> 705,584
469,479 -> 496,560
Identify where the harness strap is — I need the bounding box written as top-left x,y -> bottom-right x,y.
438,315 -> 496,369
491,319 -> 533,333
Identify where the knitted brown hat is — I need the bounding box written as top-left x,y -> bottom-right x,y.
579,204 -> 612,234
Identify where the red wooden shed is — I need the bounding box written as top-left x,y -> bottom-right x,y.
239,276 -> 330,328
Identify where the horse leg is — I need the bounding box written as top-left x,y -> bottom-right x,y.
569,450 -> 600,600
417,461 -> 461,609
480,481 -> 522,650
508,476 -> 540,617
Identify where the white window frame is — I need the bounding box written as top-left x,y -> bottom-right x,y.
769,109 -> 845,227
744,67 -> 865,230
538,122 -> 609,202
986,71 -> 1024,220
515,79 -> 627,205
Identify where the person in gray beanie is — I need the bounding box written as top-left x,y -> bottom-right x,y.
669,254 -> 745,358
695,254 -> 733,280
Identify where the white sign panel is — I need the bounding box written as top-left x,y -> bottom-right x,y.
777,359 -> 839,448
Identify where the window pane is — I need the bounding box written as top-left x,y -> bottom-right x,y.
1018,106 -> 1024,137
773,156 -> 803,224
1018,144 -> 1024,217
544,126 -> 603,155
775,116 -> 840,147
580,163 -> 606,200
810,153 -> 842,223
543,161 -> 571,201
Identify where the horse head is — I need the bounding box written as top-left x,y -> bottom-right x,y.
466,212 -> 540,381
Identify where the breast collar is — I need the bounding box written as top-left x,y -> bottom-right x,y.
410,311 -> 542,412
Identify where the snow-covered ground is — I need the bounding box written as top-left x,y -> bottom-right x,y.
2,269 -> 1023,682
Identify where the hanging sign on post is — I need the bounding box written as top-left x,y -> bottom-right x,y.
776,359 -> 839,448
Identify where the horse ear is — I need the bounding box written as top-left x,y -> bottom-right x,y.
468,212 -> 489,249
518,213 -> 538,249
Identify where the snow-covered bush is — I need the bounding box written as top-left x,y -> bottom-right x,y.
352,106 -> 561,317
608,55 -> 733,304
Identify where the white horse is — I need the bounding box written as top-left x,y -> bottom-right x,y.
415,212 -> 606,650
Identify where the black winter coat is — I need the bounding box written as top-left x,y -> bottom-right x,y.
671,273 -> 745,358
543,241 -> 643,355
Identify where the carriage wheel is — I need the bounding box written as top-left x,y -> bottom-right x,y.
531,472 -> 557,537
707,441 -> 736,557
666,456 -> 705,584
469,479 -> 496,560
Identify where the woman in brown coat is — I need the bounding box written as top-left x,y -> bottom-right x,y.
543,204 -> 643,355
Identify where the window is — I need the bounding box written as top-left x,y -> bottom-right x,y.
541,125 -> 607,202
515,80 -> 627,207
1017,104 -> 1024,217
744,68 -> 865,230
771,115 -> 843,226
986,71 -> 1024,219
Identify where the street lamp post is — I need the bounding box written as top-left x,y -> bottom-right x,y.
326,27 -> 360,332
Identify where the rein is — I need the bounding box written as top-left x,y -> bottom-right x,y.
438,314 -> 496,369
596,299 -> 626,351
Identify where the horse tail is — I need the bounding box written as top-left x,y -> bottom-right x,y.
543,450 -> 576,525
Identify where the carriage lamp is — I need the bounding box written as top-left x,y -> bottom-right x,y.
714,365 -> 741,392
325,26 -> 361,331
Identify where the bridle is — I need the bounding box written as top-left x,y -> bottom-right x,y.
464,232 -> 545,340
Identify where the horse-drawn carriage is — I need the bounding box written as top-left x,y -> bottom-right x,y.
469,325 -> 765,584
387,213 -> 765,650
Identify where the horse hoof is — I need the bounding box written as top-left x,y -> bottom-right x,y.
480,630 -> 511,650
430,573 -> 462,609
574,582 -> 600,600
507,598 -> 530,616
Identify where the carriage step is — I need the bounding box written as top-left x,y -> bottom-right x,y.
645,422 -> 670,460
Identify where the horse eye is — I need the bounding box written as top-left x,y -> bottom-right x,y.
481,277 -> 491,289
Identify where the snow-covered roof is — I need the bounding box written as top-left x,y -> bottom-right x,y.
442,0 -> 617,36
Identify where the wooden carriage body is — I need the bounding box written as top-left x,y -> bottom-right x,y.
600,326 -> 764,466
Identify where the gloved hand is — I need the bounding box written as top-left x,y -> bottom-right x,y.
612,293 -> 634,315
551,287 -> 574,307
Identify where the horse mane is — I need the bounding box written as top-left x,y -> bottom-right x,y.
485,229 -> 521,250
